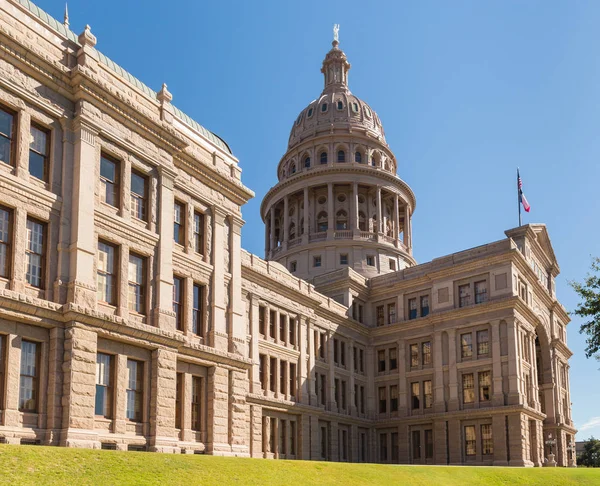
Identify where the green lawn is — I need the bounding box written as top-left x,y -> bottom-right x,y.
0,445 -> 598,485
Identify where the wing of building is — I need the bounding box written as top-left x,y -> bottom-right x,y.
0,0 -> 575,467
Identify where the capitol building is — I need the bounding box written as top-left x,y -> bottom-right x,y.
0,0 -> 575,467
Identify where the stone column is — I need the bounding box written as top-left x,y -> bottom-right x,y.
15,110 -> 31,179
149,348 -> 178,453
491,320 -> 504,406
398,340 -> 407,416
349,345 -> 356,415
230,369 -> 250,456
507,318 -> 522,405
264,215 -> 270,257
206,365 -> 229,454
403,204 -> 410,248
327,331 -> 336,410
229,216 -> 246,356
394,195 -> 400,247
376,186 -> 382,234
352,182 -> 359,236
433,332 -> 445,412
46,327 -> 65,445
283,196 -> 289,250
249,294 -> 261,394
447,329 -> 459,411
303,187 -> 309,243
269,206 -> 276,255
210,207 -> 228,349
10,208 -> 27,293
529,331 -> 540,409
3,335 -> 22,430
299,317 -> 308,403
307,320 -> 317,405
113,354 -> 128,435
492,414 -> 508,466
327,183 -> 334,239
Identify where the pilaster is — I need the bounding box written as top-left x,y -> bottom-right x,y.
149,348 -> 178,453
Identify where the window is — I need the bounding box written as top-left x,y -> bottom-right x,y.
420,296 -> 429,317
411,382 -> 420,409
320,152 -> 327,164
380,433 -> 388,461
477,330 -> 489,356
390,385 -> 398,412
340,342 -> 346,366
354,151 -> 362,163
378,350 -> 386,372
289,363 -> 296,397
25,218 -> 45,288
313,255 -> 322,268
459,284 -> 471,307
481,424 -> 493,455
387,303 -> 396,324
337,150 -> 345,163
408,298 -> 417,320
19,340 -> 39,412
479,371 -> 491,402
0,106 -> 15,166
269,310 -> 276,338
461,333 -> 473,359
100,154 -> 120,208
475,280 -> 487,304
425,429 -> 434,458
193,212 -> 204,254
339,254 -> 348,266
352,102 -> 359,113
336,210 -> 347,230
290,261 -> 297,272
321,103 -> 328,112
192,283 -> 204,336
128,253 -> 146,314
422,341 -> 432,366
465,426 -> 476,456
424,380 -> 433,409
174,201 -> 185,245
379,386 -> 387,413
126,360 -> 143,422
130,171 -> 147,221
462,373 -> 475,404
192,376 -> 202,431
410,344 -> 419,367
175,373 -> 183,429
304,156 -> 311,168
95,352 -> 113,417
29,124 -> 49,181
376,305 -> 384,327
258,306 -> 266,336
308,108 -> 313,117
173,276 -> 183,331
366,255 -> 375,267
0,207 -> 11,278
337,100 -> 343,110
412,430 -> 420,460
97,241 -> 117,305
259,355 -> 267,391
389,348 -> 397,370
317,211 -> 328,232
269,357 -> 276,392
280,315 -> 286,343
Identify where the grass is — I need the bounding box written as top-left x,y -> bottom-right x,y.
0,445 -> 598,485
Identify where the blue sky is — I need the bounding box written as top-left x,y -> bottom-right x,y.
36,0 -> 600,439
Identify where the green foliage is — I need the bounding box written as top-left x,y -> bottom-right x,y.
570,257 -> 600,360
0,445 -> 599,485
578,437 -> 600,467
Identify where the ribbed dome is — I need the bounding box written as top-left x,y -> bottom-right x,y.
287,40 -> 386,150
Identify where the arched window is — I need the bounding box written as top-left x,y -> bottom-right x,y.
336,210 -> 348,230
320,152 -> 328,164
370,158 -> 375,167
317,212 -> 328,232
300,218 -> 304,235
308,108 -> 314,117
321,103 -> 328,112
337,100 -> 343,110
290,164 -> 296,174
352,102 -> 359,113
304,156 -> 311,168
289,223 -> 296,240
355,151 -> 362,163
358,211 -> 367,231
337,150 -> 346,163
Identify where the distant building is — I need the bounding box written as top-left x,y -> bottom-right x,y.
0,0 -> 575,466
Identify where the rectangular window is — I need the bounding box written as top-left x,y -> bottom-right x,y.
387,303 -> 396,324
390,384 -> 398,412
173,276 -> 183,331
280,315 -> 286,343
425,429 -> 434,458
289,261 -> 297,272
461,333 -> 473,359
0,335 -> 4,409
192,376 -> 202,431
465,425 -> 476,456
408,297 -> 417,320
391,432 -> 399,461
411,382 -> 420,410
126,360 -> 143,422
420,295 -> 429,317
366,255 -> 375,267
389,259 -> 396,271
193,212 -> 204,254
378,350 -> 386,372
359,349 -> 364,373
379,386 -> 387,413
412,430 -> 421,460
29,124 -> 49,182
481,424 -> 493,455
100,154 -> 120,208
340,254 -> 348,265
360,385 -> 365,414
389,348 -> 397,370
341,380 -> 347,409
422,341 -> 432,366
475,280 -> 487,304
424,380 -> 433,409
280,360 -> 287,396
289,318 -> 296,346
290,421 -> 296,455
313,255 -> 322,267
128,253 -> 146,314
0,107 -> 15,166
0,207 -> 12,278
259,306 -> 266,336
130,171 -> 148,221
259,354 -> 267,391
289,363 -> 296,398
175,373 -> 183,429
459,284 -> 471,307
25,218 -> 45,288
19,340 -> 39,412
269,310 -> 276,338
192,283 -> 204,336
479,371 -> 491,402
269,357 -> 276,393
410,343 -> 419,367
340,341 -> 346,366
380,433 -> 388,461
97,240 -> 117,305
376,305 -> 384,327
477,330 -> 490,356
319,374 -> 326,405
174,201 -> 185,245
95,352 -> 113,418
463,373 -> 475,404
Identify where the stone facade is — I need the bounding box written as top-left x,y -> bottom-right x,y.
0,0 -> 575,466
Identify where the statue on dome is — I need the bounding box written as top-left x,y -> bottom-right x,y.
333,24 -> 339,42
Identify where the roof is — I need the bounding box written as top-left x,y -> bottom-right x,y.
13,0 -> 233,155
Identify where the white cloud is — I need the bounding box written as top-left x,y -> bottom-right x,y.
579,416 -> 600,432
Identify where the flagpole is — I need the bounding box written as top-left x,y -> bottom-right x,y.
517,168 -> 522,226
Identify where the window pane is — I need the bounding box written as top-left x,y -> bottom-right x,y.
19,341 -> 37,411
100,156 -> 116,181
30,126 -> 47,154
0,109 -> 12,138
131,172 -> 146,197
26,219 -> 44,288
463,373 -> 475,403
29,152 -> 46,181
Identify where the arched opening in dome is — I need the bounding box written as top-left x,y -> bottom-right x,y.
307,107 -> 314,118
289,222 -> 296,240
337,150 -> 346,163
354,151 -> 362,163
337,100 -> 344,110
358,211 -> 367,231
304,156 -> 311,168
290,163 -> 296,175
320,152 -> 328,164
317,212 -> 328,232
352,102 -> 359,114
321,103 -> 328,112
336,210 -> 348,230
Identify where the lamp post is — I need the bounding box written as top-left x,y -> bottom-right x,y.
544,433 -> 557,467
567,440 -> 577,467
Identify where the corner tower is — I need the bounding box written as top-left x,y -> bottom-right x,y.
261,34 -> 416,280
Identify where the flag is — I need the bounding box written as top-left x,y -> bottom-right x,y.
518,170 -> 531,213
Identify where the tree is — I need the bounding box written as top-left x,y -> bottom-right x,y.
578,437 -> 600,467
570,257 -> 600,362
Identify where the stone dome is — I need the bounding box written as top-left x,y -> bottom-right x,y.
287,40 -> 386,150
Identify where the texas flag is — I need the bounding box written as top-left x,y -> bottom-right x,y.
517,169 -> 531,212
